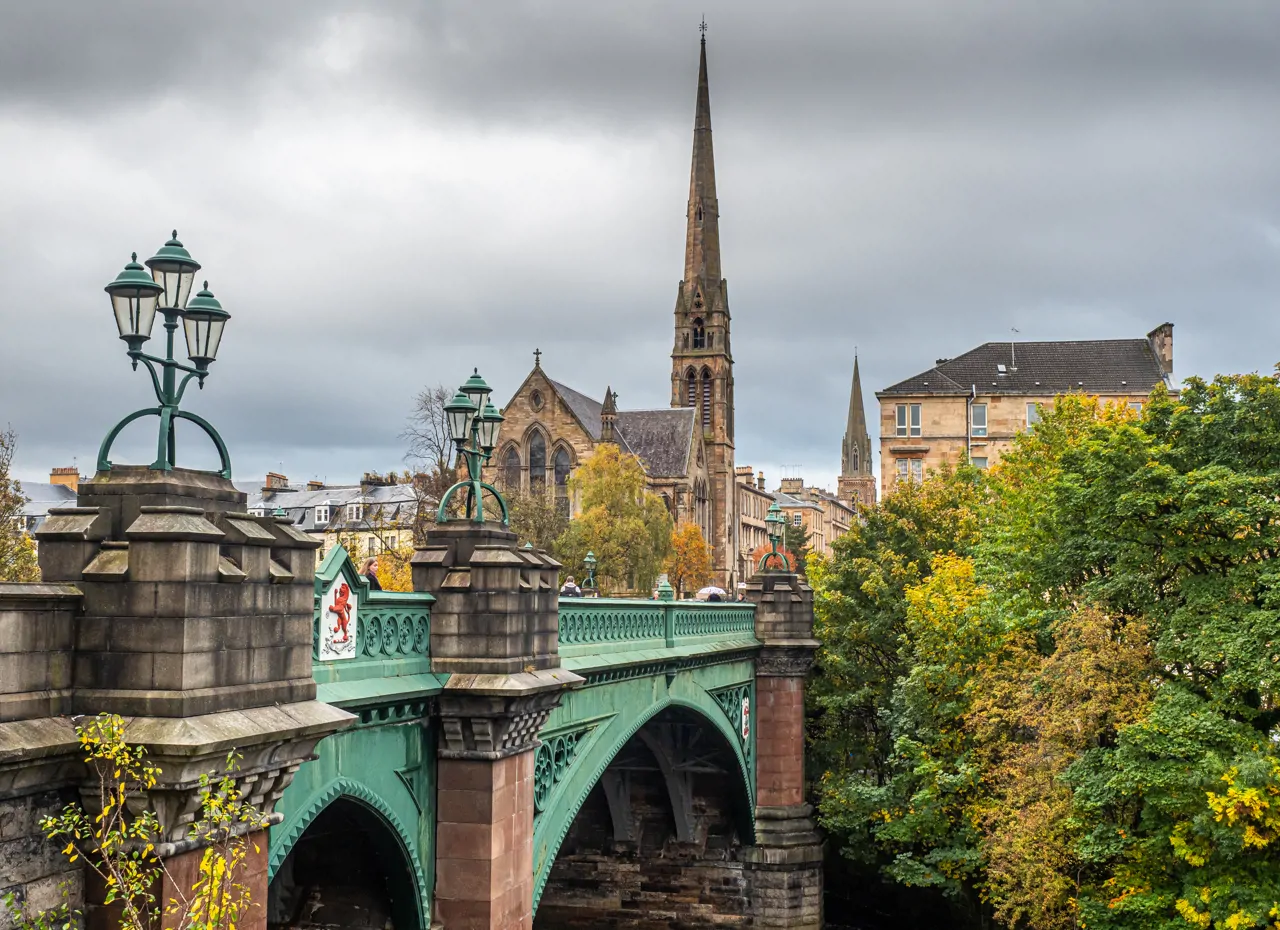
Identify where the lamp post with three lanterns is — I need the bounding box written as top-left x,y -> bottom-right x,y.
97,231 -> 232,478
438,369 -> 509,524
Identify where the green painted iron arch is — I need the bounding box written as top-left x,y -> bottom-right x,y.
531,682 -> 755,913
269,776 -> 429,929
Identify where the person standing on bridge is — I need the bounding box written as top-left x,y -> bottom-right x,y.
361,557 -> 382,590
560,575 -> 582,597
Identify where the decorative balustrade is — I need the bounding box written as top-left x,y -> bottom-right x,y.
313,547 -> 433,668
557,597 -> 756,653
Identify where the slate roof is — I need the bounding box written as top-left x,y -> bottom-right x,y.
771,489 -> 822,511
549,380 -> 604,440
547,378 -> 695,478
879,337 -> 1172,397
18,482 -> 79,532
616,409 -> 696,477
240,483 -> 420,534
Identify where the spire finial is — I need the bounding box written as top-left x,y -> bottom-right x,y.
533,348 -> 542,369
699,15 -> 707,39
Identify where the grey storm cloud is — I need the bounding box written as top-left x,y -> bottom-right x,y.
3,1 -> 1280,493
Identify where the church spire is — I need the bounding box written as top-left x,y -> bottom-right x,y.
842,353 -> 872,478
684,29 -> 720,288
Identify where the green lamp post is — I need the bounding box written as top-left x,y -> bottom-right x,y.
583,551 -> 597,591
96,231 -> 233,478
757,501 -> 791,572
436,369 -> 510,524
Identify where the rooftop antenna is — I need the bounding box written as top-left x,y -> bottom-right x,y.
1010,327 -> 1020,371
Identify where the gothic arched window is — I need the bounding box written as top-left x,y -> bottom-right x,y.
500,445 -> 521,489
686,368 -> 697,408
553,447 -> 572,516
850,447 -> 859,471
529,432 -> 547,492
700,368 -> 713,429
692,318 -> 706,349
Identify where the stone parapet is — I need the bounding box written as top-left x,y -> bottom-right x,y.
0,584 -> 82,723
414,522 -> 562,675
35,468 -> 322,718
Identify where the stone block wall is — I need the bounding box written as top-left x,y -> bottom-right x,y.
0,789 -> 84,930
535,765 -> 748,928
0,584 -> 80,723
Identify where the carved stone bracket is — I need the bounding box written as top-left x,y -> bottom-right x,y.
755,642 -> 819,678
436,669 -> 582,760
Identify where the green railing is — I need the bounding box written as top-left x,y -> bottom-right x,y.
557,597 -> 756,653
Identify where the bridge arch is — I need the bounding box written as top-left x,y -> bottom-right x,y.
269,777 -> 428,930
532,684 -> 754,913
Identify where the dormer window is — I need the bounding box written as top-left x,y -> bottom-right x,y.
314,504 -> 330,525
692,317 -> 706,349
248,507 -> 265,518
346,503 -> 364,522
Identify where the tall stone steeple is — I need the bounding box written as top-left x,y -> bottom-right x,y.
838,352 -> 876,508
670,28 -> 738,586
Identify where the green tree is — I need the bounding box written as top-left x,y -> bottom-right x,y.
555,445 -> 672,595
782,518 -> 812,573
0,427 -> 39,583
506,487 -> 570,554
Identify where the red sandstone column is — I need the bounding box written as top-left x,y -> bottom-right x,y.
743,570 -> 823,930
435,754 -> 536,930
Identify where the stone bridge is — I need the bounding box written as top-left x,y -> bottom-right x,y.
0,469 -> 820,930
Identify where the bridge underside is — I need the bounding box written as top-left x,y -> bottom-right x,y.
535,707 -> 751,928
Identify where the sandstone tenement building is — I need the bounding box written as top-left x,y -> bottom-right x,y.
485,34 -> 743,587
876,323 -> 1176,497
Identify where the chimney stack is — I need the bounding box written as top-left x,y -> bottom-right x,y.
264,471 -> 288,490
49,467 -> 80,492
1147,322 -> 1174,376
307,480 -> 324,491
757,471 -> 765,491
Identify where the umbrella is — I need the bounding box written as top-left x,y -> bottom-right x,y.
696,585 -> 728,601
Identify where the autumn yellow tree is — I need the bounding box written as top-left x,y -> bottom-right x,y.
664,522 -> 713,596
0,427 -> 39,583
556,445 -> 672,595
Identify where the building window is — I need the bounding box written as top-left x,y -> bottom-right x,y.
793,513 -> 802,526
686,368 -> 697,408
530,389 -> 544,411
1128,401 -> 1143,414
367,538 -> 377,556
692,317 -> 706,349
529,431 -> 547,491
971,403 -> 987,437
1026,402 -> 1041,430
346,503 -> 364,522
248,507 -> 265,518
386,536 -> 396,550
553,447 -> 571,516
972,456 -> 988,469
896,458 -> 923,483
500,445 -> 521,488
896,403 -> 921,437
314,505 -> 330,525
701,369 -> 712,429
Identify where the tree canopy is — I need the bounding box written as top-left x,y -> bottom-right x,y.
0,428 -> 39,583
812,376 -> 1280,930
555,444 -> 672,594
665,522 -> 713,596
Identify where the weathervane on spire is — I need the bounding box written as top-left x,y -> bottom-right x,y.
699,16 -> 708,38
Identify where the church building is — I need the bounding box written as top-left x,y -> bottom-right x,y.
485,32 -> 741,587
837,354 -> 876,508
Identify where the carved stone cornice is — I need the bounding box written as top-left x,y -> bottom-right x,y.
436,668 -> 583,760
756,640 -> 820,678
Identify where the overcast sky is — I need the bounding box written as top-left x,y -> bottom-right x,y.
4,1 -> 1280,493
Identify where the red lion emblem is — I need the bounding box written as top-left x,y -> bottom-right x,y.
327,582 -> 353,643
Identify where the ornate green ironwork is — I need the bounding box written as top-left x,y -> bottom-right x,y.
558,598 -> 755,653
533,724 -> 595,815
710,682 -> 753,750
